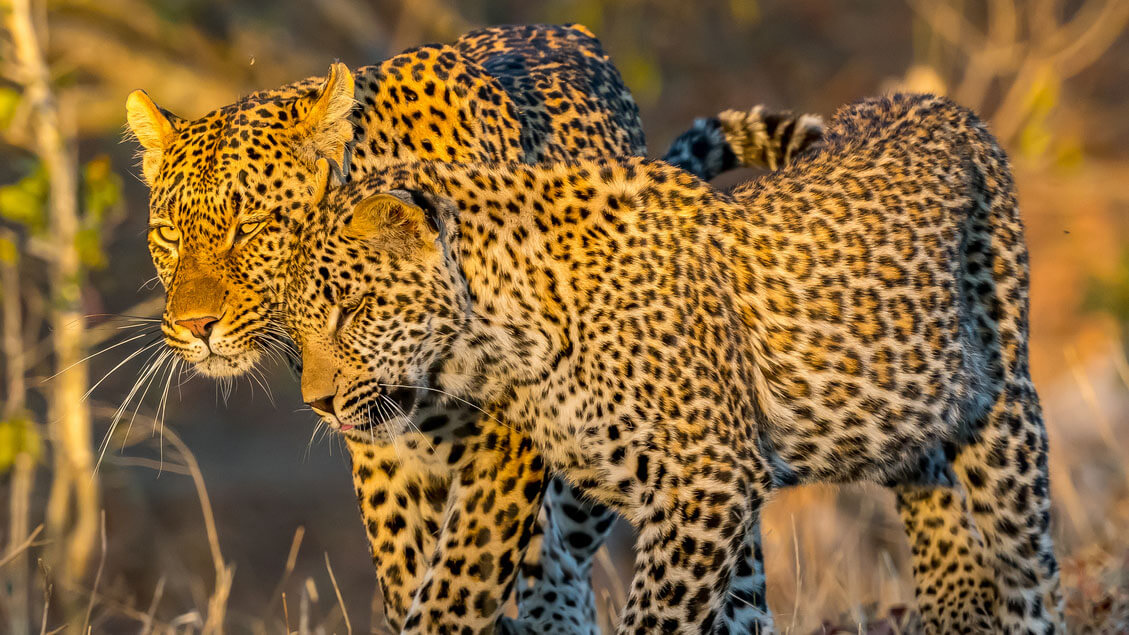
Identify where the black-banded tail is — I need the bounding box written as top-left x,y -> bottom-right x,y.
662,106 -> 823,180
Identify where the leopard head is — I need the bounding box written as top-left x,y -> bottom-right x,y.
125,63 -> 354,377
285,183 -> 468,441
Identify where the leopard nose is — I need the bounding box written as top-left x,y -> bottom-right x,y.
306,396 -> 336,416
175,315 -> 219,340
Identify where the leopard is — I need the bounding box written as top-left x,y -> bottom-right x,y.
282,93 -> 1062,634
124,21 -> 823,633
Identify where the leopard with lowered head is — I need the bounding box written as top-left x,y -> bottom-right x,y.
125,22 -> 826,633
284,93 -> 1061,634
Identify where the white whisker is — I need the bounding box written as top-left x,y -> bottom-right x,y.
48,330 -> 158,383
82,337 -> 164,401
378,382 -> 511,430
95,349 -> 171,473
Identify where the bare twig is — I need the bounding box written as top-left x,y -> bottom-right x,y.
81,512 -> 107,633
790,514 -> 802,633
105,455 -> 191,476
0,525 -> 45,569
299,578 -> 314,635
54,575 -> 175,632
1,228 -> 27,420
324,553 -> 352,635
160,426 -> 232,634
263,526 -> 305,626
138,576 -> 165,635
282,592 -> 291,634
37,559 -> 52,635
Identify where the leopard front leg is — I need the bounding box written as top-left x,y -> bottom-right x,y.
615,450 -> 762,635
510,479 -> 608,634
715,515 -> 772,633
345,439 -> 449,631
402,418 -> 547,635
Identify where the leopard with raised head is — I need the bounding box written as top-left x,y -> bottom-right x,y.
124,22 -> 824,633
284,93 -> 1061,634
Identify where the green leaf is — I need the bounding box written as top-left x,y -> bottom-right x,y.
729,0 -> 760,25
0,234 -> 18,266
82,155 -> 123,224
1017,65 -> 1060,161
0,87 -> 20,131
622,54 -> 662,108
0,415 -> 42,475
1084,248 -> 1129,323
76,226 -> 107,269
0,162 -> 49,234
76,155 -> 124,270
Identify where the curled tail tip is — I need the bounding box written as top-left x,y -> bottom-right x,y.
661,106 -> 824,181
718,106 -> 824,171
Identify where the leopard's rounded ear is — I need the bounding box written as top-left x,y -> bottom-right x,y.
312,158 -> 332,205
294,62 -> 355,175
344,193 -> 429,241
125,90 -> 181,185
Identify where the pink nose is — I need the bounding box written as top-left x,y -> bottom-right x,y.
175,315 -> 219,341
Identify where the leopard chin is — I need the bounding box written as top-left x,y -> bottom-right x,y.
189,349 -> 261,379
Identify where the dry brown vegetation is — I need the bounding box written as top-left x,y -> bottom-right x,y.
1,1 -> 1127,632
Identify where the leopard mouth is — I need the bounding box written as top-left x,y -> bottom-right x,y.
341,386 -> 418,434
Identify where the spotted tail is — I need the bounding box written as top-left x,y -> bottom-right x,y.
661,106 -> 823,180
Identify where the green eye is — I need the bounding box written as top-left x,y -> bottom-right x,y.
154,225 -> 180,244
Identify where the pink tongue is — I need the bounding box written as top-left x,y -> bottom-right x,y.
339,423 -> 354,431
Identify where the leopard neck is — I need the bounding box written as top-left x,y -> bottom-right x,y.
430,184 -> 578,401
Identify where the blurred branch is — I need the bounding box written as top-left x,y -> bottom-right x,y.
908,0 -> 1129,146
2,229 -> 26,417
3,0 -> 100,605
1,227 -> 35,635
1039,0 -> 1129,74
993,0 -> 1129,142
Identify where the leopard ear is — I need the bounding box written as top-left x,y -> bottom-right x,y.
125,90 -> 181,185
294,63 -> 355,177
311,158 -> 332,205
344,192 -> 437,243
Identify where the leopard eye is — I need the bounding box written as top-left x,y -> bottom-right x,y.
154,225 -> 180,246
237,220 -> 266,238
336,297 -> 367,335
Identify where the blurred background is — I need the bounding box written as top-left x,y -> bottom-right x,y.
1,0 -> 1127,632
